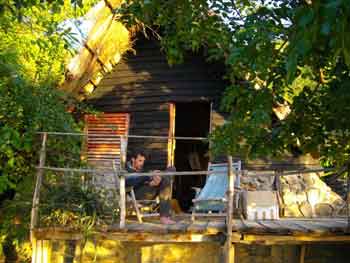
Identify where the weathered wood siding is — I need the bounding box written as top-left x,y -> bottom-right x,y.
87,38 -> 226,169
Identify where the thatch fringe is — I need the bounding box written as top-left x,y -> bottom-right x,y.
61,0 -> 132,99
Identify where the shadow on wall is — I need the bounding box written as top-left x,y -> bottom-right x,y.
34,238 -> 350,263
42,239 -> 222,263
235,244 -> 350,263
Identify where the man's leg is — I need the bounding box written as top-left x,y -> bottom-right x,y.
158,176 -> 172,217
134,185 -> 157,201
134,177 -> 172,217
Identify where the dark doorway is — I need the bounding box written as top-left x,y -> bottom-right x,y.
173,102 -> 211,212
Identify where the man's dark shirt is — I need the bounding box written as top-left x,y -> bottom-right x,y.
125,161 -> 151,188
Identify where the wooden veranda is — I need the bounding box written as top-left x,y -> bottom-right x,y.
30,132 -> 350,263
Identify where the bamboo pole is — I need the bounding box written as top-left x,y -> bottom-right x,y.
119,174 -> 126,229
38,165 -> 334,177
119,136 -> 127,229
30,132 -> 47,243
38,166 -> 214,176
37,131 -> 207,141
225,156 -> 235,263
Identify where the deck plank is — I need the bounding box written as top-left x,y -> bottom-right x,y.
236,219 -> 268,234
166,220 -> 190,233
302,220 -> 346,233
207,220 -> 226,234
255,220 -> 292,234
126,221 -> 168,233
284,220 -> 332,234
232,218 -> 348,235
271,220 -> 310,234
187,220 -> 210,233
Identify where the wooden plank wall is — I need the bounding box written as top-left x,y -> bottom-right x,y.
87,37 -> 227,169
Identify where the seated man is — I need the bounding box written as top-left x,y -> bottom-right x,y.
125,149 -> 175,224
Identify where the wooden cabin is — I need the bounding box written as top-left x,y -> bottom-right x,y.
83,35 -> 227,211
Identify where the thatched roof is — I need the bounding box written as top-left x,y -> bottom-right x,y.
61,1 -> 293,122
61,0 -> 131,100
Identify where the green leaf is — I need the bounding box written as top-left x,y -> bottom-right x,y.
320,22 -> 331,36
298,9 -> 314,28
343,48 -> 350,68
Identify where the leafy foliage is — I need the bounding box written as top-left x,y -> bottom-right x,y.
40,170 -> 120,228
119,0 -> 350,168
0,0 -> 97,260
0,0 -> 96,193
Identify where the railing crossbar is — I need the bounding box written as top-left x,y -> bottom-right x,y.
37,131 -> 207,141
37,166 -> 335,177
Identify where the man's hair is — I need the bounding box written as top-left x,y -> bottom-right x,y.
128,149 -> 147,160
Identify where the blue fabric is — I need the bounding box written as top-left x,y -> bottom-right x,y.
193,163 -> 240,212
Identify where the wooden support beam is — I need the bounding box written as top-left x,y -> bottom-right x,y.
299,245 -> 306,263
120,135 -> 127,169
347,164 -> 350,233
167,102 -> 175,167
274,170 -> 284,217
31,238 -> 38,263
232,233 -> 350,245
84,43 -> 109,74
225,156 -> 235,263
32,228 -> 223,243
229,243 -> 235,263
30,132 -> 47,242
105,232 -> 223,243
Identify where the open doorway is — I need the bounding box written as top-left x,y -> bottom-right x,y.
172,102 -> 211,212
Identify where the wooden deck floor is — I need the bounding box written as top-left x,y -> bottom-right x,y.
34,216 -> 350,245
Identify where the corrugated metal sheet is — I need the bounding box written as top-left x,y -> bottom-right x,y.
85,113 -> 129,168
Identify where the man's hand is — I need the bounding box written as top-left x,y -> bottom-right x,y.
149,171 -> 161,186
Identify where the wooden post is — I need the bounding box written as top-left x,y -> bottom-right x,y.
225,156 -> 235,263
130,189 -> 142,223
274,170 -> 283,218
119,136 -> 127,229
120,135 -> 127,169
167,103 -> 176,167
31,239 -> 37,263
208,102 -> 213,162
119,174 -> 126,229
30,132 -> 47,243
299,245 -> 306,263
347,164 -> 350,233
